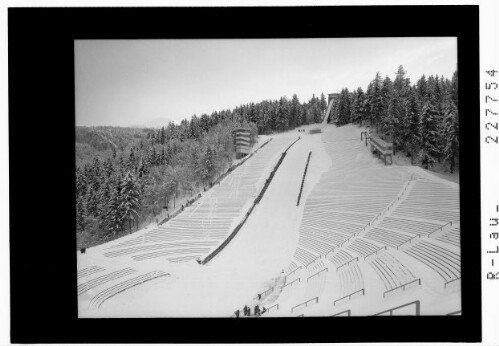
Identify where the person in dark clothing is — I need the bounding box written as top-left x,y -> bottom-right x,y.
243,305 -> 248,316
254,305 -> 260,316
257,294 -> 261,300
235,310 -> 240,318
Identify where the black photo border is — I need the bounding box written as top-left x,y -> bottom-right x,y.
8,5 -> 480,343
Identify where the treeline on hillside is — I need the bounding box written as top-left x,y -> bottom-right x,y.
76,93 -> 327,245
330,66 -> 459,172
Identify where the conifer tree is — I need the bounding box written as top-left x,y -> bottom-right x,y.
380,76 -> 395,137
383,95 -> 399,144
76,167 -> 87,198
443,102 -> 459,173
160,147 -> 166,165
104,158 -> 115,178
151,147 -> 157,166
393,65 -> 408,93
416,74 -> 428,104
97,174 -> 114,229
276,97 -> 289,131
369,72 -> 384,131
290,94 -> 301,128
301,107 -> 308,126
76,195 -> 86,233
351,87 -> 366,125
127,148 -> 136,171
404,88 -> 421,163
105,181 -> 124,236
200,113 -> 211,133
120,171 -> 142,233
160,127 -> 166,144
418,100 -> 440,168
86,186 -> 99,216
391,66 -> 411,148
91,157 -> 102,191
451,70 -> 458,106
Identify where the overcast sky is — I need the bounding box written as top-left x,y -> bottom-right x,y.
75,37 -> 457,127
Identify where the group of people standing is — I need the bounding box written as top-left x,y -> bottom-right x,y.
234,305 -> 266,317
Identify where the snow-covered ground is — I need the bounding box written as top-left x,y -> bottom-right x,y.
77,123 -> 461,318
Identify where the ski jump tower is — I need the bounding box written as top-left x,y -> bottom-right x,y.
310,92 -> 339,134
323,93 -> 340,126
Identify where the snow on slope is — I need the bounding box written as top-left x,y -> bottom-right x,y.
78,124 -> 461,318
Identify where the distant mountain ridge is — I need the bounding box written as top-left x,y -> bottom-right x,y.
130,117 -> 172,129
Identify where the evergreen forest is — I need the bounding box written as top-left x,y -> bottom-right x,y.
330,66 -> 459,171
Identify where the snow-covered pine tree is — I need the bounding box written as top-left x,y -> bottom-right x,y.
105,181 -> 124,236
418,100 -> 440,169
290,94 -> 301,128
120,171 -> 142,233
76,195 -> 86,233
451,70 -> 458,106
160,147 -> 166,165
351,87 -> 366,125
391,65 -> 411,150
380,76 -> 394,138
393,65 -> 407,93
404,88 -> 420,163
104,158 -> 115,178
276,97 -> 289,130
97,173 -> 115,230
300,106 -> 308,126
383,96 -> 399,146
76,167 -> 87,198
119,152 -> 124,167
443,101 -> 459,173
86,186 -> 99,216
91,157 -> 102,192
160,127 -> 166,144
150,147 -> 157,166
416,74 -> 428,105
350,90 -> 358,124
127,148 -> 136,171
336,88 -> 352,125
369,72 -> 384,131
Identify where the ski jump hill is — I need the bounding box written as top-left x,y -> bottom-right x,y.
77,123 -> 461,318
